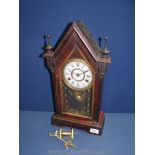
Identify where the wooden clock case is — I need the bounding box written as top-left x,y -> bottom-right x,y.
43,21 -> 111,135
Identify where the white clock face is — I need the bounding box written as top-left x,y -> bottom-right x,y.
63,59 -> 93,90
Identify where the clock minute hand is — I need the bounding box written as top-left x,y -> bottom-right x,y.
79,70 -> 89,75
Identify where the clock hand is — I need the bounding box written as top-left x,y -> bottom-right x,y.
84,70 -> 89,73
79,70 -> 89,75
72,69 -> 88,77
72,72 -> 79,76
72,71 -> 83,77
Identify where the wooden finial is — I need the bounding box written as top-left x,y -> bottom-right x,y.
45,34 -> 53,50
102,36 -> 110,56
104,36 -> 108,50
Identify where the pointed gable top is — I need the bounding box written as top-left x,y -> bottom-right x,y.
73,21 -> 102,56
52,21 -> 111,63
54,21 -> 102,57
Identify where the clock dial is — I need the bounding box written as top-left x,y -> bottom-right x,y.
63,59 -> 93,90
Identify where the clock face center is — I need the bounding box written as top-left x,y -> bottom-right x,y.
71,68 -> 85,82
63,59 -> 93,90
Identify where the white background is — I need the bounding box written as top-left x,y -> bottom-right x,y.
0,0 -> 155,154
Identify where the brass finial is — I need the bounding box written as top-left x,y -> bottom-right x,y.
45,35 -> 53,50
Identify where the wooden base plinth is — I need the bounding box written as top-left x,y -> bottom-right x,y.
51,112 -> 105,135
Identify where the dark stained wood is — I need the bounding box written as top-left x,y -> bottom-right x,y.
51,112 -> 105,135
43,21 -> 111,135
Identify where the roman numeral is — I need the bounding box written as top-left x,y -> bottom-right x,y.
86,75 -> 91,78
67,69 -> 71,72
67,77 -> 71,81
76,62 -> 79,67
85,79 -> 89,83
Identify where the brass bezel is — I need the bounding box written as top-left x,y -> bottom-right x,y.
62,58 -> 94,91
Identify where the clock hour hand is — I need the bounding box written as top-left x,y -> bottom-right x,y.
72,71 -> 83,77
72,72 -> 79,77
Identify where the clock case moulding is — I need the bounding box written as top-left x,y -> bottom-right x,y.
42,21 -> 111,135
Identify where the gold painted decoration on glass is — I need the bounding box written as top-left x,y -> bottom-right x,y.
63,59 -> 93,90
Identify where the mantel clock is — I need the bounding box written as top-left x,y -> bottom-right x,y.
43,21 -> 111,135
